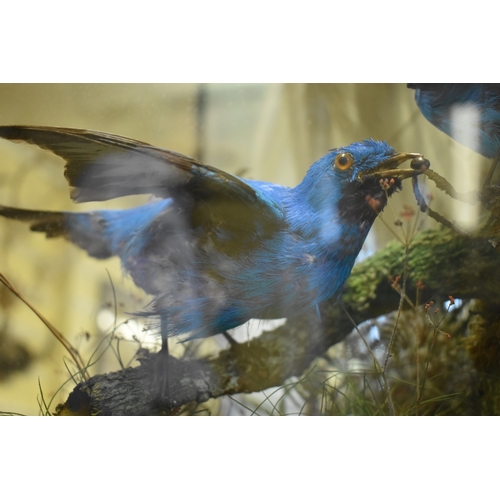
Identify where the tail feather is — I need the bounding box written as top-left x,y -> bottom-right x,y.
0,205 -> 113,259
0,198 -> 174,261
0,205 -> 66,237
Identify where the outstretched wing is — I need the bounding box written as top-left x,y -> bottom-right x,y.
0,125 -> 286,245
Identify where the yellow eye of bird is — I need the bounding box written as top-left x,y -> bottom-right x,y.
334,153 -> 354,171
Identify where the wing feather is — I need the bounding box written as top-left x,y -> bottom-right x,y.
0,125 -> 286,249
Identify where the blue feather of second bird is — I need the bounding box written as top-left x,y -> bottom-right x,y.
409,83 -> 500,158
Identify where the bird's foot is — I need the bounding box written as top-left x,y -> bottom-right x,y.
151,347 -> 170,398
146,342 -> 181,410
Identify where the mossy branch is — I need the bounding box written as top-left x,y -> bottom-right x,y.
56,226 -> 500,415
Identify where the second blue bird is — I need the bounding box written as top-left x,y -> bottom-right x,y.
408,83 -> 500,159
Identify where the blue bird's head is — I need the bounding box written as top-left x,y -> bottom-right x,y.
296,139 -> 422,227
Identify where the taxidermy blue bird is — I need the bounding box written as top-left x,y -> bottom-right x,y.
408,83 -> 500,159
0,126 -> 423,348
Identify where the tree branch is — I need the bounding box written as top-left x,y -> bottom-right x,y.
56,226 -> 500,415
